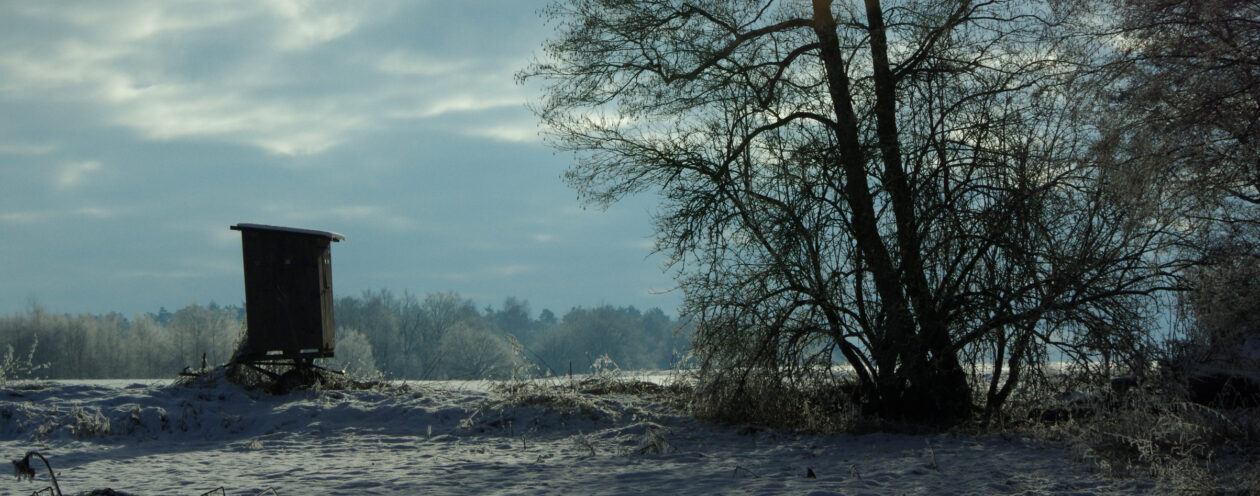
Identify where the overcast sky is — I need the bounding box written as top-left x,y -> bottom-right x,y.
0,1 -> 682,318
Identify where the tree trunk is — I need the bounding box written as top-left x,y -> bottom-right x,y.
814,0 -> 973,424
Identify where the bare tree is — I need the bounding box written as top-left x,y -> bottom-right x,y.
438,322 -> 516,380
412,291 -> 479,378
169,304 -> 241,368
1098,0 -> 1260,225
523,0 -> 1178,423
1097,0 -> 1260,374
1097,0 -> 1260,261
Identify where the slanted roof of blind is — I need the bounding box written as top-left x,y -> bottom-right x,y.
230,223 -> 345,242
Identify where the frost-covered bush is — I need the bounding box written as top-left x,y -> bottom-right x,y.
322,327 -> 380,378
1178,238 -> 1260,373
1057,381 -> 1260,493
29,406 -> 113,439
0,334 -> 46,385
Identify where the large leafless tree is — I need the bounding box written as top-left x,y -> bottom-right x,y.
523,0 -> 1180,423
1097,0 -> 1260,370
1099,0 -> 1260,222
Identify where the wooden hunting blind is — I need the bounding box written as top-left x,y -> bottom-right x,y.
231,223 -> 344,363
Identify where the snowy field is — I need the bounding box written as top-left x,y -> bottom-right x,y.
1,377 -> 1154,495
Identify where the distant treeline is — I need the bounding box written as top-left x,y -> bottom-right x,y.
0,291 -> 690,380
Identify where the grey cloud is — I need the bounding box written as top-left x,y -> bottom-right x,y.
0,1 -> 543,157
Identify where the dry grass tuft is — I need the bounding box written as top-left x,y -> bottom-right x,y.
475,364 -> 689,435
489,379 -> 609,418
488,354 -> 688,417
685,369 -> 864,434
1046,380 -> 1260,494
576,376 -> 666,396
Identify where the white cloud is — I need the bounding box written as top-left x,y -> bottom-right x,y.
258,203 -> 421,232
73,206 -> 118,219
264,0 -> 369,50
1,53 -> 364,156
118,256 -> 238,280
437,264 -> 538,283
466,124 -> 540,143
0,205 -> 127,225
0,3 -> 372,157
488,264 -> 536,277
0,1 -> 549,157
117,268 -> 204,280
630,239 -> 656,250
376,50 -> 473,78
0,142 -> 55,155
106,81 -> 368,155
43,2 -> 249,42
466,240 -> 506,252
411,95 -> 528,119
0,211 -> 50,224
210,226 -> 244,247
56,160 -> 103,190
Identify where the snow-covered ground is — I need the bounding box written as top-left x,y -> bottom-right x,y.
1,377 -> 1153,495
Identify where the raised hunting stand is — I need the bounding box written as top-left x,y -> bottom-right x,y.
229,223 -> 344,382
